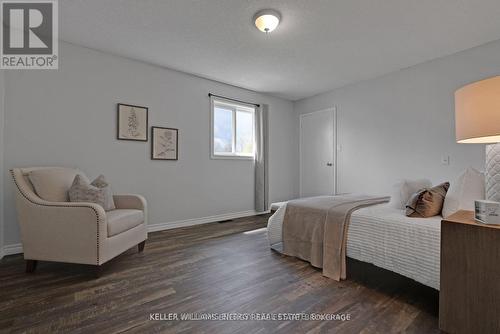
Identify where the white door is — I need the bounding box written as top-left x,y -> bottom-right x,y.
300,108 -> 336,197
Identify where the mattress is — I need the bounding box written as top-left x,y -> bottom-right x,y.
267,203 -> 441,290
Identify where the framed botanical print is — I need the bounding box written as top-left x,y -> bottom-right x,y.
117,103 -> 148,141
151,126 -> 178,160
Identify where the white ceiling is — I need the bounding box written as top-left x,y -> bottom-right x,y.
60,0 -> 500,101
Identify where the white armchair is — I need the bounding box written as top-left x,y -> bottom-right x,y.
10,167 -> 148,274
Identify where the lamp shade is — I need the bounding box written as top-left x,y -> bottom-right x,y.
455,76 -> 500,143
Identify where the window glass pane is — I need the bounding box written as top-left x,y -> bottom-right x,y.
236,110 -> 254,155
213,106 -> 233,153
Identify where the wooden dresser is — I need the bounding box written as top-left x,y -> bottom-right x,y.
439,210 -> 500,334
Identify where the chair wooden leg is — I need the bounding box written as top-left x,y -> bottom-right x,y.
26,260 -> 37,273
93,265 -> 102,278
138,240 -> 146,253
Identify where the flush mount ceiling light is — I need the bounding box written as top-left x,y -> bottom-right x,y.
254,9 -> 281,33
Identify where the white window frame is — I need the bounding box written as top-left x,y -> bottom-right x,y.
210,97 -> 256,160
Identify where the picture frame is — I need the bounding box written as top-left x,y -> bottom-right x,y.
117,103 -> 148,141
151,126 -> 179,160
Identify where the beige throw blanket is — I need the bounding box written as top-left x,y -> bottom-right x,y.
282,195 -> 390,280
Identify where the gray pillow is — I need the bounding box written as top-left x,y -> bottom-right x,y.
69,175 -> 115,211
91,175 -> 116,211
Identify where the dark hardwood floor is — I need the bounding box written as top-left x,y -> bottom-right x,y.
0,214 -> 440,333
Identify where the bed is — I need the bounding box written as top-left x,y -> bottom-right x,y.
267,202 -> 441,290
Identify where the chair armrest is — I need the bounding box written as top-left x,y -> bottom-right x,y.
113,194 -> 147,230
15,199 -> 107,264
113,194 -> 147,211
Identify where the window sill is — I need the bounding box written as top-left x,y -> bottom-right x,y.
211,154 -> 255,161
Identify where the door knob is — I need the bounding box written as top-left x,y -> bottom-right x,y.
326,162 -> 333,166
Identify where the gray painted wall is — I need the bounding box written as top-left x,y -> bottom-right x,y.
294,40 -> 500,195
3,42 -> 299,246
6,38 -> 500,249
0,71 -> 4,257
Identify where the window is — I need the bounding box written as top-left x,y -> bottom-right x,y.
211,98 -> 255,159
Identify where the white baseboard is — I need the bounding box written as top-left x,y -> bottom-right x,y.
147,210 -> 268,232
1,210 -> 270,257
3,243 -> 23,256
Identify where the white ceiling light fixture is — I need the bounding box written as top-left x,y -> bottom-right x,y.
254,9 -> 281,33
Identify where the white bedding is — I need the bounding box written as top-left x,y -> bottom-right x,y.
267,202 -> 441,290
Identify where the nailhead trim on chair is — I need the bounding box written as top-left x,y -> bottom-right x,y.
10,169 -> 101,265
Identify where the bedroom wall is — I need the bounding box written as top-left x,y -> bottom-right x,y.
2,42 -> 299,249
0,71 -> 4,259
294,39 -> 500,195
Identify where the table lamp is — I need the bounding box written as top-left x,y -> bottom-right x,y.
455,76 -> 500,202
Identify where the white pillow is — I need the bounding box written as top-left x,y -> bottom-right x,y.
388,179 -> 432,209
442,167 -> 484,218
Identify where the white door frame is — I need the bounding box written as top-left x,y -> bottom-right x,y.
299,107 -> 338,197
